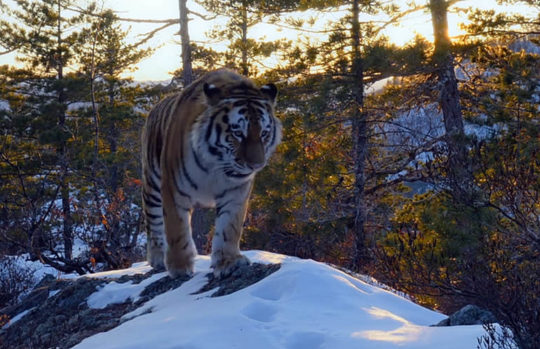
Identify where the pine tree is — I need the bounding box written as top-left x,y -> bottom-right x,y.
459,3 -> 540,347
0,0 -> 88,272
72,7 -> 152,269
429,0 -> 474,203
372,2 -> 540,347
195,0 -> 298,76
178,0 -> 193,85
241,0 -> 430,269
0,1 -> 152,272
301,0 -> 426,270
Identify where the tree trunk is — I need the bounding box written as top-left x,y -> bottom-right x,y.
178,0 -> 193,85
430,0 -> 464,136
106,79 -> 121,193
429,0 -> 472,201
178,0 -> 208,252
240,0 -> 249,76
57,0 -> 73,260
89,27 -> 103,216
350,0 -> 368,270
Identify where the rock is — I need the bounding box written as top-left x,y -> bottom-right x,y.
0,276 -> 70,324
137,273 -> 191,301
435,304 -> 497,326
196,263 -> 281,297
34,274 -> 56,289
0,262 -> 281,348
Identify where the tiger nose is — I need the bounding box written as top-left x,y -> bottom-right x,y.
248,161 -> 265,170
244,144 -> 265,170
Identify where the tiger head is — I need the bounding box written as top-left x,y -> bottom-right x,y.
198,80 -> 282,178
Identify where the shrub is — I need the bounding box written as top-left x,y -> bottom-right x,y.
0,255 -> 37,309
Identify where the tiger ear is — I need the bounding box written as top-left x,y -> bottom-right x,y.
203,83 -> 222,106
260,83 -> 277,104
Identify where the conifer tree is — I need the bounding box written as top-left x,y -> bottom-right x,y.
305,0 -> 425,269
178,0 -> 194,85
243,0 -> 428,269
77,8 -> 150,191
372,3 -> 540,347
429,0 -> 473,202
195,0 -> 298,76
0,0 -> 86,271
0,1 -> 151,272
460,3 -> 539,347
72,7 -> 152,268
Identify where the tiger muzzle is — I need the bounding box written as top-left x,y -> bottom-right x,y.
242,138 -> 265,170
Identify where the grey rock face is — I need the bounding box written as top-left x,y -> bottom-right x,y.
196,263 -> 281,297
0,263 -> 280,349
435,304 -> 497,326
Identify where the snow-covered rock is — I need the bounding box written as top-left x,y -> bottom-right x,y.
1,251 -> 487,349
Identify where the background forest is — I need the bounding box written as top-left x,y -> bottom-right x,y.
0,0 -> 538,348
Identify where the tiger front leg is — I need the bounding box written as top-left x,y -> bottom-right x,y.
162,186 -> 197,278
147,229 -> 166,271
211,194 -> 252,278
143,189 -> 166,271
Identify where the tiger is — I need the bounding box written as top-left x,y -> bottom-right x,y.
141,69 -> 282,278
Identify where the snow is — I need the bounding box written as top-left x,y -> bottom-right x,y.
74,251 -> 486,349
87,273 -> 165,309
1,254 -> 73,284
366,77 -> 393,95
67,101 -> 93,112
2,308 -> 34,330
0,99 -> 10,111
84,261 -> 153,279
48,289 -> 61,298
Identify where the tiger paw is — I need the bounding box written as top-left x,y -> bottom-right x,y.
166,247 -> 196,278
211,253 -> 251,279
148,249 -> 166,271
147,236 -> 166,271
166,264 -> 194,279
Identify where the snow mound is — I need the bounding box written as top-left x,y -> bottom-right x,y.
74,251 -> 485,349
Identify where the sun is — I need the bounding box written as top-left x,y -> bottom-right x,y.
384,8 -> 468,47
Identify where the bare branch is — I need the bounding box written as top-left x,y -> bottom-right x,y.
0,47 -> 20,55
188,9 -> 218,21
133,21 -> 177,46
65,5 -> 177,24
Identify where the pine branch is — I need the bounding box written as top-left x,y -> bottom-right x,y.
0,47 -> 21,55
261,20 -> 339,34
134,21 -> 178,47
188,9 -> 217,21
65,5 -> 177,24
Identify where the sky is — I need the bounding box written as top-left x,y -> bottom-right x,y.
0,0 -> 532,81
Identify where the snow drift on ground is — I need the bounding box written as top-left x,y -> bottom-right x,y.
74,251 -> 485,349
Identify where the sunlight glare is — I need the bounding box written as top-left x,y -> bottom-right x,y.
384,10 -> 468,46
363,306 -> 409,323
352,307 -> 424,343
